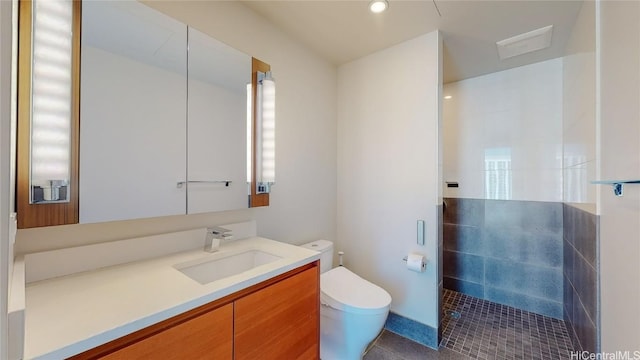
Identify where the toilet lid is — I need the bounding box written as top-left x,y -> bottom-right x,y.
320,267 -> 392,315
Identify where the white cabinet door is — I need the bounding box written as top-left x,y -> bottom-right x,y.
187,28 -> 250,214
79,1 -> 187,223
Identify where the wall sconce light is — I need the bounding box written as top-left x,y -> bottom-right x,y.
256,71 -> 275,194
29,0 -> 74,203
247,83 -> 252,186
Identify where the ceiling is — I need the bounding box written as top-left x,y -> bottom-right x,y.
241,0 -> 584,83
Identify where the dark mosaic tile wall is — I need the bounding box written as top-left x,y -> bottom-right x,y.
443,198 -> 564,319
563,204 -> 600,353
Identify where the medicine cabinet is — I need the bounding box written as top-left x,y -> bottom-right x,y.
186,27 -> 250,215
79,0 -> 188,223
16,0 -> 272,228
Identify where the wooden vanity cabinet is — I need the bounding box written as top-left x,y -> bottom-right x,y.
234,263 -> 319,359
101,304 -> 233,360
69,261 -> 319,360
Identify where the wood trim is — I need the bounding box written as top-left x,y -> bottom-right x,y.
69,261 -> 319,359
314,256 -> 320,355
249,57 -> 270,207
16,0 -> 80,228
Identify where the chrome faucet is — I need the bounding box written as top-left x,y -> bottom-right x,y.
204,226 -> 233,253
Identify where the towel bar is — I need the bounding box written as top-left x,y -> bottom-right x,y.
591,180 -> 640,196
177,180 -> 232,188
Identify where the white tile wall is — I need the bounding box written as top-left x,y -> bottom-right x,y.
443,59 -> 563,202
563,161 -> 597,205
562,0 -> 596,211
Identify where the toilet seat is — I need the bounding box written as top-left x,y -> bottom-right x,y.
320,267 -> 391,315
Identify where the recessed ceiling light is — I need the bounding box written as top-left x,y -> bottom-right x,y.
369,0 -> 389,13
444,95 -> 453,100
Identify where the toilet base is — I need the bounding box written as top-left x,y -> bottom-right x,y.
319,304 -> 389,360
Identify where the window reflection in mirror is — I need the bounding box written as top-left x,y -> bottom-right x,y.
484,148 -> 512,200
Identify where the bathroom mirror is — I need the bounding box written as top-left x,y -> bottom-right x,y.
187,27 -> 250,214
79,1 -> 250,224
80,0 -> 188,224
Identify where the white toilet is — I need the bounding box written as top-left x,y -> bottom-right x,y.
302,240 -> 392,360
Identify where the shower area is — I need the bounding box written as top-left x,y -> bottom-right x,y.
439,3 -> 600,354
441,58 -> 565,318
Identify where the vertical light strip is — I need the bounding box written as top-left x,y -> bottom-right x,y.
260,76 -> 276,184
29,0 -> 72,203
247,83 -> 252,185
256,71 -> 275,193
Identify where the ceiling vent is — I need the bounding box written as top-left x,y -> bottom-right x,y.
496,25 -> 553,60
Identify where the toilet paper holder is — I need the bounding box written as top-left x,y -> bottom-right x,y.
402,256 -> 426,270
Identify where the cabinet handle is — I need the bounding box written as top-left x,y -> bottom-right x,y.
177,180 -> 232,188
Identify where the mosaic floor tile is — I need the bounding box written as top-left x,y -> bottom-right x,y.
441,289 -> 574,360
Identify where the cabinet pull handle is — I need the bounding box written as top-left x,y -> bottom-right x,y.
177,180 -> 232,188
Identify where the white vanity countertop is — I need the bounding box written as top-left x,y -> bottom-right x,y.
24,237 -> 320,360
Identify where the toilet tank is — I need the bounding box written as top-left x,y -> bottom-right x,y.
301,240 -> 333,273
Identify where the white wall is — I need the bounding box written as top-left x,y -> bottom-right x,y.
337,32 -> 441,327
563,1 -> 597,213
443,59 -> 563,202
15,1 -> 337,253
597,0 -> 640,352
0,0 -> 15,358
0,2 -> 8,357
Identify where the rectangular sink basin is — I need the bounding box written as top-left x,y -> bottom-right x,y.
175,250 -> 282,285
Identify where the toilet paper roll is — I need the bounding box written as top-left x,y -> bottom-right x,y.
406,253 -> 425,273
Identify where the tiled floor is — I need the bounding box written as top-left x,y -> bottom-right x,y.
364,289 -> 574,360
364,330 -> 470,360
441,289 -> 573,359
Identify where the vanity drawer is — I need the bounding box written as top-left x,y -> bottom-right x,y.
101,303 -> 233,360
